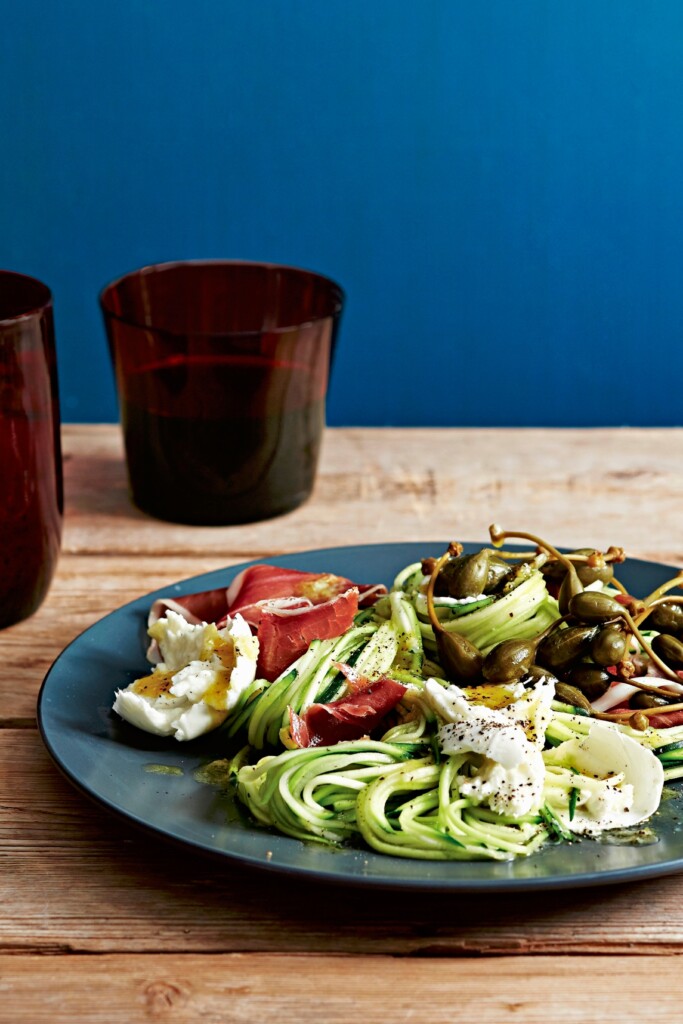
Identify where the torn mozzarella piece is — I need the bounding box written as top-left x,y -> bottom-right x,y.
424,677 -> 554,816
543,721 -> 664,836
458,753 -> 546,818
113,613 -> 258,741
147,610 -> 209,670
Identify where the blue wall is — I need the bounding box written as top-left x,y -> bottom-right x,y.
3,1 -> 683,426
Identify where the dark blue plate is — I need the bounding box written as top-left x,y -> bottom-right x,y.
38,542 -> 683,891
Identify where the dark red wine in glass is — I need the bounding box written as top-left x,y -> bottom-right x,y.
100,262 -> 343,526
0,272 -> 63,628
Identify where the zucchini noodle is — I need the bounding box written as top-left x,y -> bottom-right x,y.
355,755 -> 548,860
234,740 -> 424,843
416,570 -> 559,655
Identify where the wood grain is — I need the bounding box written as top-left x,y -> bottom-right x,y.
3,954 -> 682,1023
61,425 -> 683,560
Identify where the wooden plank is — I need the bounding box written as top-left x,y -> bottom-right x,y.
2,731 -> 683,956
61,425 -> 683,561
2,954 -> 682,1023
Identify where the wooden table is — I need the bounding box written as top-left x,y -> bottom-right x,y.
3,425 -> 683,1023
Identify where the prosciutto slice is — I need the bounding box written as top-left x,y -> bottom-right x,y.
148,566 -> 385,631
257,588 -> 360,681
148,589 -> 231,629
289,676 -> 407,747
227,564 -> 385,627
647,709 -> 683,728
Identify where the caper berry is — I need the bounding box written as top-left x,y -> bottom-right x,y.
631,693 -> 669,709
554,683 -> 593,713
650,633 -> 683,670
648,603 -> 683,637
482,639 -> 536,684
537,625 -> 598,672
435,629 -> 483,682
630,712 -> 650,732
525,664 -> 559,686
590,626 -> 628,667
484,554 -> 514,594
576,562 -> 614,587
566,665 -> 611,701
439,551 -> 490,599
568,591 -> 625,624
544,549 -> 614,586
558,568 -> 585,616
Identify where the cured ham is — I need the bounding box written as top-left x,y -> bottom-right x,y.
148,566 -> 385,631
148,589 -> 231,629
257,588 -> 360,681
227,564 -> 386,627
648,709 -> 683,728
289,676 -> 407,747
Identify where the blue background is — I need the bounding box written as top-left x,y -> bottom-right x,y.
2,1 -> 682,426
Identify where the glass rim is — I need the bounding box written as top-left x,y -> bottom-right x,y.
99,259 -> 345,337
0,270 -> 52,327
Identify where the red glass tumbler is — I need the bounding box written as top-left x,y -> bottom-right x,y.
100,261 -> 344,525
0,272 -> 63,629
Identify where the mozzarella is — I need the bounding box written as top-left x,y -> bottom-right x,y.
543,721 -> 664,836
113,689 -> 227,740
424,676 -> 664,835
458,752 -> 546,818
113,613 -> 258,741
424,677 -> 554,816
148,610 -> 208,670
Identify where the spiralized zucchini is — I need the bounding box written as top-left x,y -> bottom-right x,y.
355,754 -> 548,860
234,740 -> 424,843
415,569 -> 559,655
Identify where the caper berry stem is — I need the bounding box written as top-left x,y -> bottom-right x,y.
642,572 -> 683,608
620,677 -> 683,701
633,700 -> 683,717
562,549 -> 624,566
481,547 -> 544,561
591,710 -> 638,724
425,548 -> 484,681
488,525 -> 583,613
598,700 -> 683,722
480,548 -> 550,579
425,549 -> 452,637
489,525 -> 575,574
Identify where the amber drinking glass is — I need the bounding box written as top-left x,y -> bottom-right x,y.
0,272 -> 63,629
100,261 -> 344,526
